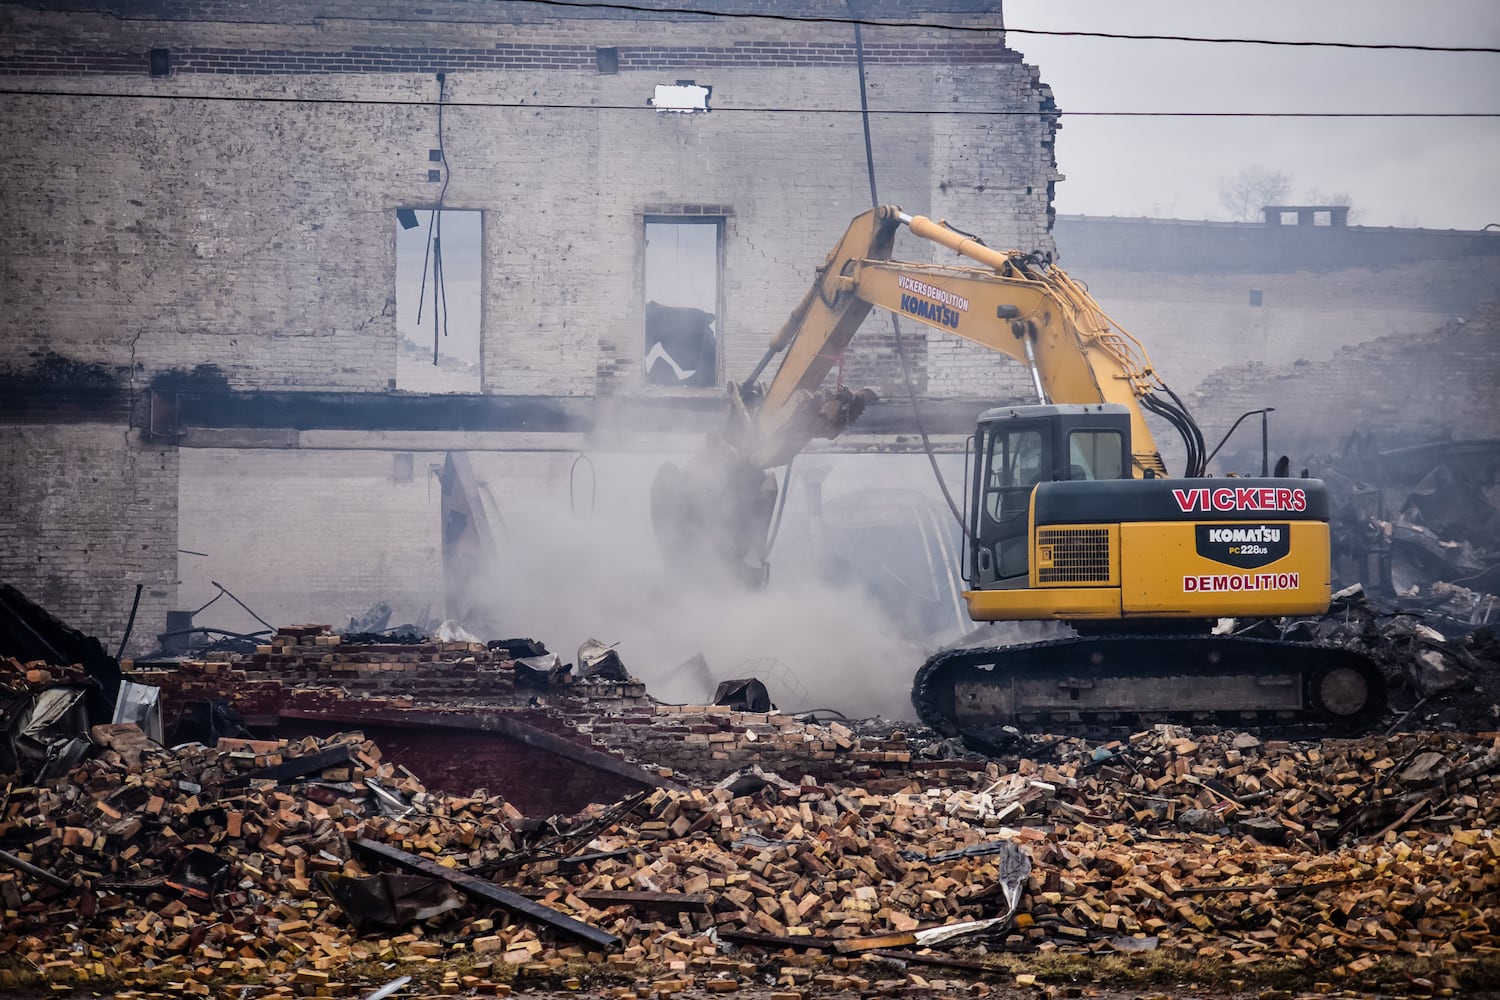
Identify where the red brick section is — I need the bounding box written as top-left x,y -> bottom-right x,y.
124,626 -> 936,817
0,41 -> 1017,77
277,717 -> 648,817
125,628 -> 670,816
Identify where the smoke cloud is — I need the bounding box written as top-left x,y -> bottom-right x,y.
459,450 -> 968,720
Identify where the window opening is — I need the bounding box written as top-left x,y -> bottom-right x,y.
395,209 -> 482,393
644,217 -> 720,388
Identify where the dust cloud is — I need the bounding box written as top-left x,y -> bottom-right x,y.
458,450 -> 964,721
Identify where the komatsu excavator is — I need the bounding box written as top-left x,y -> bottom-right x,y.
650,205 -> 1385,736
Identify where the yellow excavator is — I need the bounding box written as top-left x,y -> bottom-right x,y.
651,205 -> 1384,735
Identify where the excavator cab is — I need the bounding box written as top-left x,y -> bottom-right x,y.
969,404 -> 1132,589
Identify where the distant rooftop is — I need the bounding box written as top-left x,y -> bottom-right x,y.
1261,205 -> 1351,227
1052,213 -> 1500,274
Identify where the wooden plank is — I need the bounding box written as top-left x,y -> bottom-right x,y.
717,929 -> 837,952
223,745 -> 357,789
832,931 -> 919,954
351,838 -> 620,951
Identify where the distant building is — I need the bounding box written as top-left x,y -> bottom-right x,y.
1053,212 -> 1500,467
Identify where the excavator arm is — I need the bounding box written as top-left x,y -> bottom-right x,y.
652,204 -> 1203,581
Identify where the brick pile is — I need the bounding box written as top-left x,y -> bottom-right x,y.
125,625 -> 654,717
584,706 -> 918,788
1,722 -> 1496,997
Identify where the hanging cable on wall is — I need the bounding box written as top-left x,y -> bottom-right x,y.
850,10 -> 971,540
569,453 -> 597,519
416,72 -> 453,365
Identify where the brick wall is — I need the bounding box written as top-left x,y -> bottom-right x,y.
0,425 -> 177,657
0,7 -> 1049,400
1,40 -> 1019,77
0,0 -> 1054,651
176,448 -> 444,637
1192,305 -> 1500,468
2,0 -> 1003,22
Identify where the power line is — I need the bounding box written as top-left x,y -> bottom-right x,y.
515,0 -> 1500,53
2,88 -> 1495,117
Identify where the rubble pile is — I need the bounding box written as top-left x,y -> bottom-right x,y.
586,706 -> 917,787
1,723 -> 1496,996
122,622 -> 1500,785
122,626 -> 926,793
1309,596 -> 1500,731
125,625 -> 653,718
519,728 -> 1500,961
0,728 -> 528,996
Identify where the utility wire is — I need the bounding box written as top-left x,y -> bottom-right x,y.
851,7 -> 970,541
1,89 -> 1493,117
68,0 -> 1500,53
504,0 -> 1500,53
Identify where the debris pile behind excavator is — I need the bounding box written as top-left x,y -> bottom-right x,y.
1310,433 -> 1500,731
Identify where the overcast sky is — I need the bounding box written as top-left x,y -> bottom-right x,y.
1000,0 -> 1500,229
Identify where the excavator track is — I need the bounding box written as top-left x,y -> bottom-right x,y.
911,632 -> 1386,741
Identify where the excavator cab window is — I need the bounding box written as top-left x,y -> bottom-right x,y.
1067,430 -> 1125,480
970,408 -> 1132,589
978,424 -> 1049,584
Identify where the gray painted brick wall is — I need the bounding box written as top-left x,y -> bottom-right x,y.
0,1 -> 1054,650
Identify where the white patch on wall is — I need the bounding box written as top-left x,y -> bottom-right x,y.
650,81 -> 711,113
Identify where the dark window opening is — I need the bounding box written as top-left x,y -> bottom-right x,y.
644,217 -> 721,388
596,47 -> 619,74
1249,289 -> 1263,307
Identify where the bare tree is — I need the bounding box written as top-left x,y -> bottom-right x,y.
1217,166 -> 1293,222
1303,188 -> 1359,224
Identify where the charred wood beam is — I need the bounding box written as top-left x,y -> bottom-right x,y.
222,744 -> 358,789
716,929 -> 838,952
153,389 -> 586,437
351,838 -> 620,952
0,848 -> 71,890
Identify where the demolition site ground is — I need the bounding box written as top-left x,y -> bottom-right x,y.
0,575 -> 1498,1000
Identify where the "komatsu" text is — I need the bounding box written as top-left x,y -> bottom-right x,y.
900,294 -> 962,329
1206,526 -> 1282,544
